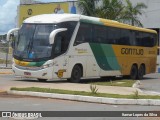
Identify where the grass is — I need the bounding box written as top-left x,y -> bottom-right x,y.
0,43 -> 8,53
90,79 -> 135,87
11,87 -> 160,99
0,59 -> 12,64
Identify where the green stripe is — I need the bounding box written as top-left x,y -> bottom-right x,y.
89,43 -> 121,71
28,61 -> 46,67
80,19 -> 104,25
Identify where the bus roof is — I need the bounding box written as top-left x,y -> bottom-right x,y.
24,14 -> 157,34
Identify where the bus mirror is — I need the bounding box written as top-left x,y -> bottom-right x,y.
6,28 -> 19,42
49,28 -> 67,44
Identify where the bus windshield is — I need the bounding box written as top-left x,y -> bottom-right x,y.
14,24 -> 57,61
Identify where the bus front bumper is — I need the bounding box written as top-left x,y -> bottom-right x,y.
12,64 -> 53,80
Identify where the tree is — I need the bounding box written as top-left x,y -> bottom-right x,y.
77,0 -> 96,16
95,0 -> 124,21
77,0 -> 147,27
121,0 -> 147,27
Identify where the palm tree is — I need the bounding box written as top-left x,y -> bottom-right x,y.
77,0 -> 147,27
77,0 -> 97,16
121,0 -> 147,27
95,0 -> 124,21
77,0 -> 124,20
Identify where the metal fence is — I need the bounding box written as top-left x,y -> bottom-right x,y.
0,42 -> 12,68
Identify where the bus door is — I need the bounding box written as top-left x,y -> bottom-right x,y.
53,33 -> 69,79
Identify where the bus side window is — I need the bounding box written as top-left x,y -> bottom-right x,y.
130,30 -> 136,46
93,25 -> 106,43
106,27 -> 119,44
118,29 -> 130,45
54,36 -> 62,54
74,22 -> 92,45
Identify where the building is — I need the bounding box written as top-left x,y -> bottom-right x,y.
20,0 -> 42,4
18,0 -> 79,27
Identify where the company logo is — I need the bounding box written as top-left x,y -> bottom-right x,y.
121,48 -> 144,55
27,9 -> 33,15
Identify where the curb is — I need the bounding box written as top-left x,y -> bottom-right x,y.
0,90 -> 5,93
0,67 -> 12,69
8,90 -> 160,106
0,68 -> 12,74
0,72 -> 12,74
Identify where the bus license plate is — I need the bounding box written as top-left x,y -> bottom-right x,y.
24,72 -> 31,76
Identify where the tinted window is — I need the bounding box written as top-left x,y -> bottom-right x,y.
74,22 -> 92,45
135,32 -> 157,47
52,21 -> 77,57
75,22 -> 157,47
130,30 -> 136,45
59,21 -> 77,50
93,25 -> 106,43
106,27 -> 121,44
118,29 -> 130,45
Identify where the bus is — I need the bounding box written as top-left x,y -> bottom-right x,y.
7,14 -> 157,82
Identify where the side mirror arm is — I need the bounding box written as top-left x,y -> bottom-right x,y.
6,28 -> 19,41
49,28 -> 67,44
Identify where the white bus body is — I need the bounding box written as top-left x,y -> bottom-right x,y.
7,14 -> 157,82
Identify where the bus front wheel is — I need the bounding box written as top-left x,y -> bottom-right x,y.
69,65 -> 82,83
130,65 -> 138,80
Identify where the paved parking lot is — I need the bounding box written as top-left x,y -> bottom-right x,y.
0,72 -> 160,95
140,73 -> 160,93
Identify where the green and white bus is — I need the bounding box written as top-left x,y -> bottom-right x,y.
7,14 -> 157,82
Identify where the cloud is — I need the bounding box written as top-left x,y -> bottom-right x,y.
0,0 -> 19,35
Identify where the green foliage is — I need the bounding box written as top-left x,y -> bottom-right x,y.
90,84 -> 98,94
121,0 -> 147,27
0,43 -> 8,53
0,59 -> 11,64
77,0 -> 97,16
77,0 -> 147,27
91,79 -> 135,87
133,90 -> 139,99
95,0 -> 124,20
11,87 -> 160,99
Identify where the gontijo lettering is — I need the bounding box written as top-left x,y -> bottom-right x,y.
121,48 -> 144,55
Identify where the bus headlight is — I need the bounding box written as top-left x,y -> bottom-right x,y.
41,63 -> 54,69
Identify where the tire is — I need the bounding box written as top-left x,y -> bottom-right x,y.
69,65 -> 82,83
123,75 -> 130,79
137,65 -> 145,80
38,79 -> 47,82
130,65 -> 138,80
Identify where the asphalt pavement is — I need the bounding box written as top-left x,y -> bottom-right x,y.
0,69 -> 160,105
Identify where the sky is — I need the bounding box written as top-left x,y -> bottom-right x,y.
0,0 -> 20,35
0,0 -> 64,35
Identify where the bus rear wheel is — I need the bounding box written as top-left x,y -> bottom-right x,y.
130,65 -> 138,80
38,79 -> 47,82
137,65 -> 145,80
69,65 -> 82,83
